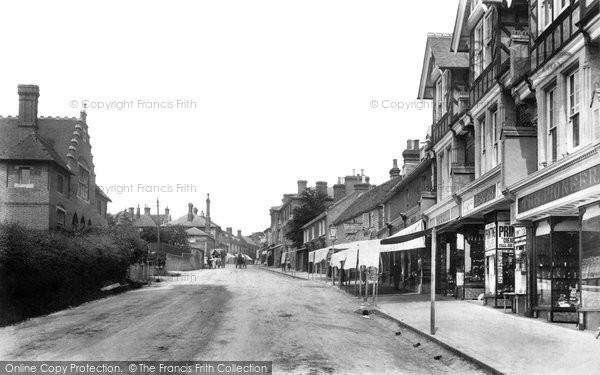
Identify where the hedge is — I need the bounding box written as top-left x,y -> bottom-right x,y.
0,224 -> 147,326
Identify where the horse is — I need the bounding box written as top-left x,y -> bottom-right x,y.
236,254 -> 246,269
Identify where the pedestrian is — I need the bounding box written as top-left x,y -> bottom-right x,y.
392,261 -> 402,291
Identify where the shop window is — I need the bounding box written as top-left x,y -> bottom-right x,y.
581,205 -> 600,310
534,218 -> 579,312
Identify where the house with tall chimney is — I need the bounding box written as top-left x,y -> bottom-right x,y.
332,168 -> 401,244
0,85 -> 111,230
128,204 -> 172,228
266,179 -> 337,268
166,195 -> 223,252
300,171 -> 372,262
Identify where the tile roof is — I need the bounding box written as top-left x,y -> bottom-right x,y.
333,176 -> 402,225
0,131 -> 71,173
428,34 -> 468,68
133,215 -> 159,228
186,227 -> 209,236
167,213 -> 219,229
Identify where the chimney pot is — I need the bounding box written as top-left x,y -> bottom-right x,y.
144,207 -> 151,216
407,139 -> 412,149
188,203 -> 194,222
413,139 -> 420,150
136,205 -> 141,219
389,158 -> 401,178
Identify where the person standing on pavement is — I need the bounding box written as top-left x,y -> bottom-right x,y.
392,261 -> 402,291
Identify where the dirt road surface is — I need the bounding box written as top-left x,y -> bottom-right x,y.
0,266 -> 486,374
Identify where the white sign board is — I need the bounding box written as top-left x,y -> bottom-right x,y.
497,221 -> 515,249
485,222 -> 496,251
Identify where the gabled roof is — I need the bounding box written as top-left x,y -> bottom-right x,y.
0,132 -> 72,173
167,213 -> 219,228
333,176 -> 402,225
300,190 -> 360,230
185,227 -> 209,236
381,158 -> 433,204
133,215 -> 159,228
418,33 -> 469,99
95,186 -> 112,202
243,236 -> 259,247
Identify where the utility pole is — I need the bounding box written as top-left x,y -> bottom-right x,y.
431,227 -> 437,335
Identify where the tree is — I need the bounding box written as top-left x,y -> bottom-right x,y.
285,188 -> 333,249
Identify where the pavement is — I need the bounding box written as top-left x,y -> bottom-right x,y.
377,294 -> 600,375
267,266 -> 600,375
0,265 -> 485,374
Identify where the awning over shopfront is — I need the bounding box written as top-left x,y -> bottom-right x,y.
380,220 -> 427,252
326,240 -> 381,269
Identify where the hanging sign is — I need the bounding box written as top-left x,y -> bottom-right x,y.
485,222 -> 497,251
497,222 -> 515,249
456,272 -> 465,286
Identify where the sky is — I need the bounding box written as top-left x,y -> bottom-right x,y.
0,0 -> 459,235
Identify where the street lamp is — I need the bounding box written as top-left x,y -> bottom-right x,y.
329,224 -> 337,284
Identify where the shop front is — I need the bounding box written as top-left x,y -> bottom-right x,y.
456,226 -> 486,300
512,150 -> 600,325
482,211 -> 516,307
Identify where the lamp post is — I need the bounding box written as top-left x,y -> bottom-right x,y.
329,224 -> 337,285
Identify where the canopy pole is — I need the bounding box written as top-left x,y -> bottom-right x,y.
431,227 -> 437,335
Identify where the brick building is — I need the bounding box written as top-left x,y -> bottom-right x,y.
0,85 -> 110,230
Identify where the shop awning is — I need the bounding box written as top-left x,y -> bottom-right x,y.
380,220 -> 428,251
309,247 -> 337,264
327,240 -> 381,269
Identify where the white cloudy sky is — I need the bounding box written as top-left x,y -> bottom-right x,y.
0,0 -> 458,234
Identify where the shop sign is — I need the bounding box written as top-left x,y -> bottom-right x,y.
456,272 -> 465,286
435,209 -> 451,226
475,185 -> 497,208
497,251 -> 503,284
514,227 -> 527,238
518,164 -> 600,213
497,222 -> 515,249
485,222 -> 496,251
343,223 -> 362,234
462,196 -> 475,215
456,233 -> 465,250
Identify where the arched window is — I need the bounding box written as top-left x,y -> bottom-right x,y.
72,213 -> 79,226
87,219 -> 92,227
80,215 -> 85,227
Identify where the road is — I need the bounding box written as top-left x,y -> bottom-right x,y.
0,266 -> 486,374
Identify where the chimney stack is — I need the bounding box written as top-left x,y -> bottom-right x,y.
165,207 -> 170,218
390,159 -> 401,178
333,177 -> 346,202
128,207 -> 134,220
402,139 -> 421,176
193,207 -> 198,215
297,180 -> 308,195
316,181 -> 328,196
205,194 -> 211,234
136,205 -> 141,219
17,85 -> 39,128
187,203 -> 194,222
354,183 -> 370,194
144,206 -> 151,216
227,227 -> 233,235
237,229 -> 242,238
